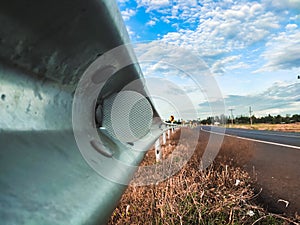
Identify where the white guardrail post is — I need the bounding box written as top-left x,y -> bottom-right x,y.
162,131 -> 166,145
155,138 -> 162,162
155,122 -> 177,162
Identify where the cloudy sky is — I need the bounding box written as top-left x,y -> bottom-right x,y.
117,0 -> 300,120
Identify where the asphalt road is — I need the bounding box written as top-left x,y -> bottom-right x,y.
201,126 -> 300,148
200,125 -> 300,215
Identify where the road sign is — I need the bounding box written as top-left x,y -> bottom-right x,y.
170,115 -> 175,122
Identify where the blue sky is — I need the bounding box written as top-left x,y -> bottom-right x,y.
117,0 -> 300,120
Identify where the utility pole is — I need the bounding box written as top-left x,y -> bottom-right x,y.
249,106 -> 253,126
229,108 -> 234,126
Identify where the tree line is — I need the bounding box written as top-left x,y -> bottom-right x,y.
200,114 -> 300,125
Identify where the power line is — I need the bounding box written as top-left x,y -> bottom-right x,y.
229,108 -> 234,126
249,106 -> 253,126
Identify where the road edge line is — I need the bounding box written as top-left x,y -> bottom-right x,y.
201,128 -> 300,150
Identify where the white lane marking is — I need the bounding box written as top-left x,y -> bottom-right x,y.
201,128 -> 300,150
225,128 -> 300,138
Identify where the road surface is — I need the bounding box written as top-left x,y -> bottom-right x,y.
201,126 -> 300,148
200,125 -> 300,215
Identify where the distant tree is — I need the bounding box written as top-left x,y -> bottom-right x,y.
227,117 -> 232,124
220,114 -> 227,125
274,115 -> 283,124
251,115 -> 257,124
201,117 -> 213,125
172,120 -> 181,125
291,114 -> 300,123
284,114 -> 291,124
214,116 -> 220,123
265,114 -> 274,124
236,115 -> 249,124
257,116 -> 266,123
202,113 -> 299,125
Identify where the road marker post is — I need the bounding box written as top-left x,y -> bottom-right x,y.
155,139 -> 162,162
163,132 -> 166,145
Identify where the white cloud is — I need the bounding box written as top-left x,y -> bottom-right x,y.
264,0 -> 300,10
134,41 -> 210,77
226,62 -> 250,71
133,42 -> 298,117
121,8 -> 137,21
160,1 -> 280,62
199,82 -> 300,117
163,17 -> 171,23
117,0 -> 300,117
136,1 -> 295,77
290,14 -> 300,21
147,20 -> 156,26
286,23 -> 298,30
133,41 -> 226,119
137,0 -> 171,11
211,55 -> 242,74
258,29 -> 300,71
146,17 -> 159,26
137,0 -> 203,20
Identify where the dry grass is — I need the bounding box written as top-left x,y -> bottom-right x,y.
226,123 -> 300,133
108,128 -> 300,225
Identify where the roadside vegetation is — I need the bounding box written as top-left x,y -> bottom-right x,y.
109,128 -> 300,225
224,123 -> 300,133
200,114 -> 300,126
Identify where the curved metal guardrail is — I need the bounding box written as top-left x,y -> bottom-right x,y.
0,0 -> 163,224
